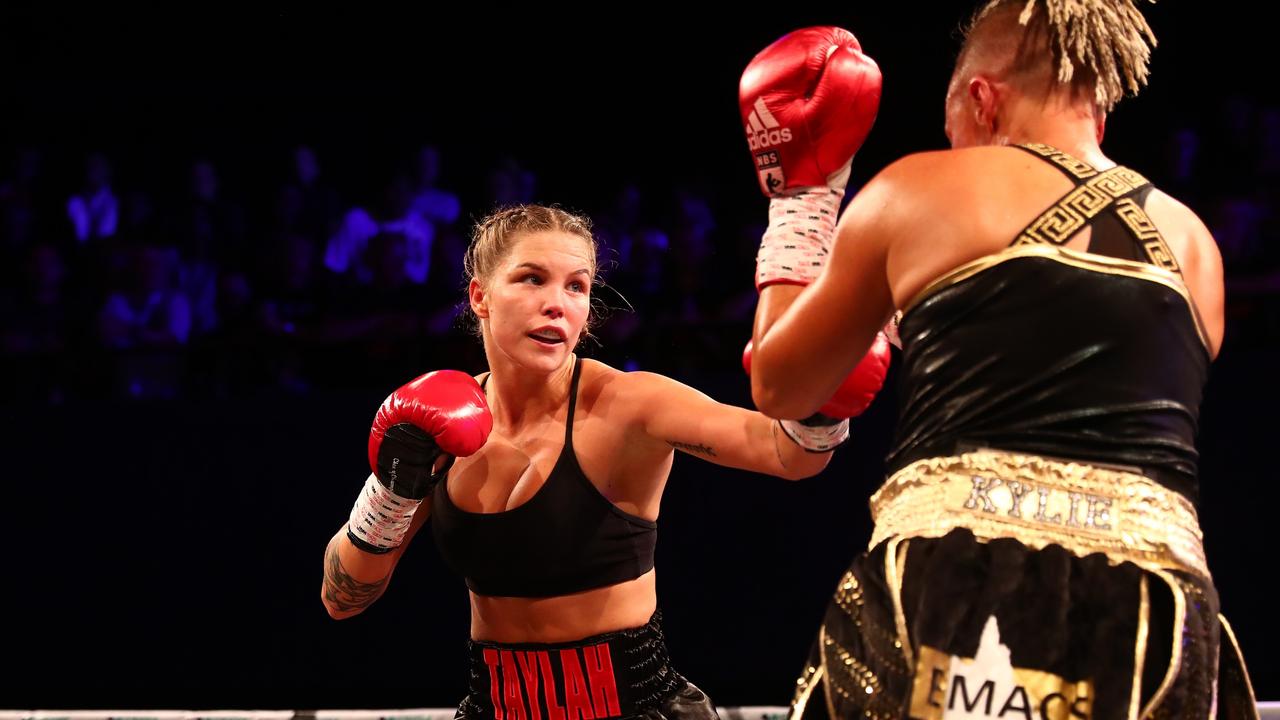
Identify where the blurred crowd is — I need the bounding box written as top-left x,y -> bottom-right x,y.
3,94 -> 1278,405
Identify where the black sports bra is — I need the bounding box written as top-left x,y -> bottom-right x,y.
431,358 -> 659,597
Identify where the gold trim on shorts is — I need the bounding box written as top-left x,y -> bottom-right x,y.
885,537 -> 914,672
790,660 -> 824,719
869,449 -> 1210,581
1128,575 -> 1150,720
1141,567 -> 1189,718
1218,614 -> 1261,720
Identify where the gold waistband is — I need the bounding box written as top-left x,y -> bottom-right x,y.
869,450 -> 1209,580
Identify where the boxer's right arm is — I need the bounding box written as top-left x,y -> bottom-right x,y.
320,370 -> 491,619
321,504 -> 429,620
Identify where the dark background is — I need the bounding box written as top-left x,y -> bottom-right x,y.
2,3 -> 1277,711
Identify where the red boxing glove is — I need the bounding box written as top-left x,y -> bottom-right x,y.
367,370 -> 492,488
743,334 -> 890,419
743,335 -> 891,452
350,370 -> 492,553
813,332 -> 892,419
740,27 -> 882,290
740,26 -> 881,198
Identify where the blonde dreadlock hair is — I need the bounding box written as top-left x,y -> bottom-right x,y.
958,0 -> 1157,111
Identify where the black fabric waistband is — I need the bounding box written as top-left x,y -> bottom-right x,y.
462,612 -> 684,720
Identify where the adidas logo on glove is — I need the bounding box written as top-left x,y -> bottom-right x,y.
744,97 -> 793,150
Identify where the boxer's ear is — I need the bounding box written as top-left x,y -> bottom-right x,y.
469,278 -> 489,319
968,75 -> 1001,137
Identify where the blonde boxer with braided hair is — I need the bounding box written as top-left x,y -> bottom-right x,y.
744,2 -> 1256,718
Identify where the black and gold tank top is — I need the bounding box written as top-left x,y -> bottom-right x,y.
886,144 -> 1211,503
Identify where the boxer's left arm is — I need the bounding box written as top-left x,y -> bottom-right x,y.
621,371 -> 832,480
750,165 -> 902,420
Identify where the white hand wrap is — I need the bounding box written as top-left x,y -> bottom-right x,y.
779,417 -> 850,453
347,473 -> 422,552
755,187 -> 843,288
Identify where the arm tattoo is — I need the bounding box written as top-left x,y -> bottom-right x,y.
323,541 -> 389,612
668,440 -> 717,457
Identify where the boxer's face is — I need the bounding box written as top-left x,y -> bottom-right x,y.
472,230 -> 593,374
